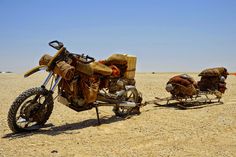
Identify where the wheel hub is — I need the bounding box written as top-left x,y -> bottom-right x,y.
21,100 -> 46,122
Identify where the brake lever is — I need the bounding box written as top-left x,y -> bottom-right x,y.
70,52 -> 95,64
86,55 -> 95,62
77,57 -> 94,64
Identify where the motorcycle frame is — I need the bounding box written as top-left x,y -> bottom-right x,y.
40,71 -> 140,125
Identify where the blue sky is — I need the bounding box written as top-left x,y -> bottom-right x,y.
0,0 -> 235,73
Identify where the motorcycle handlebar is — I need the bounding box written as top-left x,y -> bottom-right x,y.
79,55 -> 95,64
69,53 -> 95,64
85,55 -> 95,62
48,40 -> 95,64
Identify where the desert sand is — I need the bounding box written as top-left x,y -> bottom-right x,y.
0,72 -> 236,157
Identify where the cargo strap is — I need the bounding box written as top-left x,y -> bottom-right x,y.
126,68 -> 136,72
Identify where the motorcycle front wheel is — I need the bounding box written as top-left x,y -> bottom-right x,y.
7,87 -> 54,133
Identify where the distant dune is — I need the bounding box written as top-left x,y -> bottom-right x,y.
0,71 -> 13,74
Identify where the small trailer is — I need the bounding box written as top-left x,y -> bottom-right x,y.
146,89 -> 222,104
145,67 -> 229,109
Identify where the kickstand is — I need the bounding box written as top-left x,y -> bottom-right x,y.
95,106 -> 101,125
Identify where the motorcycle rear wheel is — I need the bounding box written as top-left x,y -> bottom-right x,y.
113,88 -> 140,117
7,87 -> 54,133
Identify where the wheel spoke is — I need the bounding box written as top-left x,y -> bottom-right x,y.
32,94 -> 41,103
122,108 -> 125,113
17,117 -> 27,123
39,95 -> 46,104
127,93 -> 134,100
24,121 -> 31,128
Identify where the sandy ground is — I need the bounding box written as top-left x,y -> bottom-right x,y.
0,72 -> 236,157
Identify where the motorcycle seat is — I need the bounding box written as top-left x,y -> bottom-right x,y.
90,62 -> 113,76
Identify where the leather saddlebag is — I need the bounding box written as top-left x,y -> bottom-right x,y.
80,75 -> 100,103
39,54 -> 53,66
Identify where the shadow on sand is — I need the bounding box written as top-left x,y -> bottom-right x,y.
2,115 -> 128,139
152,101 -> 224,110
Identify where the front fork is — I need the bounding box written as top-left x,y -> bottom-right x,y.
41,71 -> 62,92
31,71 -> 62,107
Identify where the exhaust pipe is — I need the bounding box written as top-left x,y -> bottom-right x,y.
118,102 -> 137,107
97,101 -> 137,107
59,95 -> 137,108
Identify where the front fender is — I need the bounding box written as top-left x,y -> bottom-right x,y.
24,65 -> 48,78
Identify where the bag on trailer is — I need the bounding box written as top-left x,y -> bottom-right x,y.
198,67 -> 228,93
218,82 -> 227,93
166,74 -> 197,97
197,76 -> 219,91
199,67 -> 229,78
